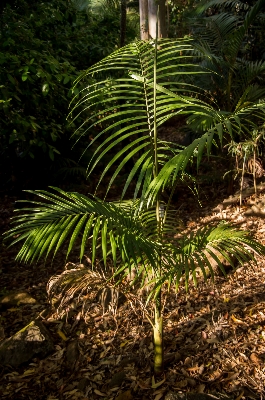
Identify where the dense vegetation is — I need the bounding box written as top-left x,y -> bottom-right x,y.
0,0 -> 138,191
2,0 -> 265,380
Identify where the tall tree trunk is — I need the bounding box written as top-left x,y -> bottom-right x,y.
158,0 -> 167,38
120,0 -> 127,47
139,0 -> 149,40
148,0 -> 167,39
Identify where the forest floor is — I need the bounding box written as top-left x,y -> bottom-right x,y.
1,176 -> 265,400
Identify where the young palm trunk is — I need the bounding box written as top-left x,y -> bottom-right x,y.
154,287 -> 164,375
152,7 -> 164,376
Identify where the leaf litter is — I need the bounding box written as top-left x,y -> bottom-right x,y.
1,186 -> 265,399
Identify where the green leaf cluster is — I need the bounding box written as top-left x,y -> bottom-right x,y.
5,5 -> 265,374
188,0 -> 265,119
0,0 -> 138,186
5,34 -> 265,297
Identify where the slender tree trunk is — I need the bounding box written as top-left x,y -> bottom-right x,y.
154,289 -> 164,375
153,25 -> 164,375
166,0 -> 169,31
120,0 -> 127,47
148,0 -> 167,39
158,0 -> 167,38
139,0 -> 149,40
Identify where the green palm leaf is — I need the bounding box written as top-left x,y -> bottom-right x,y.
69,38 -> 217,199
69,33 -> 265,207
188,0 -> 265,120
225,0 -> 265,62
5,188 -> 265,302
150,223 -> 265,297
5,188 -> 160,268
195,0 -> 251,15
5,188 -> 265,300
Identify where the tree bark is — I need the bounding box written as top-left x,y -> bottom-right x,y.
139,0 -> 149,40
148,0 -> 167,39
120,0 -> 127,47
158,0 -> 167,38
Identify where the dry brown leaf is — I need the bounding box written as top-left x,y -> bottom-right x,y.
115,390 -> 133,400
231,306 -> 241,316
223,312 -> 229,319
222,371 -> 240,381
184,356 -> 192,366
187,378 -> 197,387
64,389 -> 78,395
94,389 -> 107,396
154,391 -> 164,400
22,369 -> 36,376
206,336 -> 219,344
201,331 -> 207,340
231,314 -> 246,325
180,367 -> 189,377
151,375 -> 165,389
57,329 -> 68,341
174,379 -> 188,388
138,379 -> 151,389
250,353 -> 262,365
186,365 -> 200,372
198,364 -> 205,375
235,391 -> 244,400
153,388 -> 166,395
203,369 -> 222,382
197,383 -> 205,393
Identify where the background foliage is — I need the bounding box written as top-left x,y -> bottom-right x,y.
3,0 -> 265,378
1,0 -> 265,195
0,0 -> 138,192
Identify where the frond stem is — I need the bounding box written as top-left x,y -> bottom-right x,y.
163,179 -> 178,226
137,44 -> 155,175
153,7 -> 164,376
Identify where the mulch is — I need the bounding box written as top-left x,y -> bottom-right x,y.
1,181 -> 265,400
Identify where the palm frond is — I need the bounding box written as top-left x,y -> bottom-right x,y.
195,0 -> 251,15
69,38 -> 216,199
151,223 -> 265,295
47,266 -> 105,310
206,13 -> 241,47
224,0 -> 265,62
235,85 -> 265,112
5,188 -> 265,304
4,187 -> 159,269
237,60 -> 265,87
69,33 -> 265,205
188,0 -> 265,115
